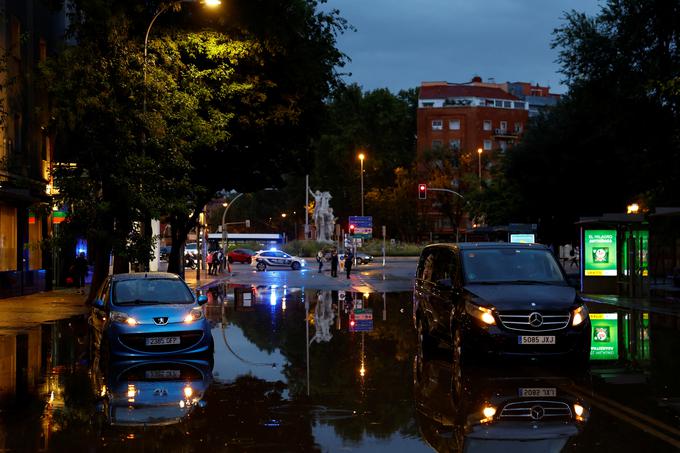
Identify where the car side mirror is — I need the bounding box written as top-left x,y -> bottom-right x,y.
197,295 -> 208,305
91,298 -> 105,309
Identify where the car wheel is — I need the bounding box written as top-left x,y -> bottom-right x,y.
417,318 -> 435,360
291,261 -> 301,271
256,261 -> 266,271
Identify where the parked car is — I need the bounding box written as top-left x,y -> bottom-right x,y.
228,248 -> 255,264
338,251 -> 374,265
251,249 -> 306,271
89,272 -> 213,358
413,242 -> 591,365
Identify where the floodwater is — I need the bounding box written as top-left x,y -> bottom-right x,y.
0,284 -> 679,452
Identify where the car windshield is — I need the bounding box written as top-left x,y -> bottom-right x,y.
113,279 -> 194,305
461,248 -> 566,284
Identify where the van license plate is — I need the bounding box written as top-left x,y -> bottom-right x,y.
518,335 -> 555,345
519,387 -> 557,397
146,336 -> 180,346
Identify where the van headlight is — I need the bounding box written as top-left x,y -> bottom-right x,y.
111,311 -> 138,326
184,307 -> 204,323
465,302 -> 496,325
572,305 -> 588,326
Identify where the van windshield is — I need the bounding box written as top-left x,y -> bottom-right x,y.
461,248 -> 566,285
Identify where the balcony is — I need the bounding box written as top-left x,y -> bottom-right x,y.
493,128 -> 520,138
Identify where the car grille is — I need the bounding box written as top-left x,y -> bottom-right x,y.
119,330 -> 204,353
499,400 -> 572,421
498,311 -> 570,332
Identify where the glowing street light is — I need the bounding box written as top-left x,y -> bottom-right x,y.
477,147 -> 483,188
627,203 -> 640,214
358,152 -> 365,216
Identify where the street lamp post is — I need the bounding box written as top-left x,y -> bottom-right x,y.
221,193 -> 243,269
358,153 -> 365,216
477,147 -> 483,188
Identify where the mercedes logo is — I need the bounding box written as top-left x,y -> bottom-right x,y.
529,312 -> 543,327
154,317 -> 169,326
530,405 -> 545,420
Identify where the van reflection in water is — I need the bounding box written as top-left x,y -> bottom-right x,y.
97,359 -> 212,427
413,353 -> 591,452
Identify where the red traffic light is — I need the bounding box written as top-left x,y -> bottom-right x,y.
349,224 -> 356,233
418,184 -> 427,199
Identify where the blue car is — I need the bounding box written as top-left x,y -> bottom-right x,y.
89,272 -> 213,358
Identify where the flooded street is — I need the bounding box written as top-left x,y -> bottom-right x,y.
1,283 -> 679,451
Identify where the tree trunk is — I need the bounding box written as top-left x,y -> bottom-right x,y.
112,210 -> 131,274
87,235 -> 113,304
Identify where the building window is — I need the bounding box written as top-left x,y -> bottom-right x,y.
449,139 -> 461,150
514,122 -> 522,133
483,139 -> 493,150
432,140 -> 443,148
422,102 -> 434,107
449,119 -> 460,130
483,120 -> 492,131
28,210 -> 42,270
514,101 -> 524,109
0,204 -> 17,271
431,120 -> 443,130
499,141 -> 508,152
495,100 -> 503,107
503,101 -> 512,108
500,121 -> 507,131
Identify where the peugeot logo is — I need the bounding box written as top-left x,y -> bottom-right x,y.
154,317 -> 169,326
530,405 -> 545,420
529,312 -> 543,327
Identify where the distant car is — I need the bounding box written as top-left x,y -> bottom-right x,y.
339,251 -> 374,265
159,246 -> 171,262
228,248 -> 255,264
89,272 -> 213,358
251,250 -> 306,271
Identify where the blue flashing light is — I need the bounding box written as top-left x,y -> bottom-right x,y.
269,247 -> 278,251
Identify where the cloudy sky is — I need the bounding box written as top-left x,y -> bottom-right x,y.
324,0 -> 602,94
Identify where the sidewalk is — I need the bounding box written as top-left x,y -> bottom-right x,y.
0,288 -> 89,331
583,293 -> 680,318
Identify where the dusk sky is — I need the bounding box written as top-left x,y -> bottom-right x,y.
325,0 -> 602,94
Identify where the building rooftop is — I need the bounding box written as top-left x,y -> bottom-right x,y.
419,83 -> 519,101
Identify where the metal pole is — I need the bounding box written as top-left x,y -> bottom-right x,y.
196,223 -> 201,281
305,175 -> 309,239
305,293 -> 310,397
221,193 -> 243,265
478,150 -> 482,188
360,159 -> 364,216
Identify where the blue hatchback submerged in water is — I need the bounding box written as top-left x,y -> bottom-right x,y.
89,272 -> 213,358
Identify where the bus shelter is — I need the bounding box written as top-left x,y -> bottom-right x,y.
576,213 -> 648,296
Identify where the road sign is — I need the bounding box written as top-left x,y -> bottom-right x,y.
350,308 -> 373,332
349,216 -> 372,239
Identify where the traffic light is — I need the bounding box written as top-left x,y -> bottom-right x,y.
349,224 -> 356,235
418,183 -> 427,199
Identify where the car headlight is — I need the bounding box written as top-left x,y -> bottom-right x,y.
184,307 -> 204,323
572,304 -> 588,326
111,311 -> 138,326
465,301 -> 496,325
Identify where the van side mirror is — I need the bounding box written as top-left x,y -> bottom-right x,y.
197,295 -> 208,305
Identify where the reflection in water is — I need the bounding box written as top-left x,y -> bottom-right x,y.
95,359 -> 213,427
414,354 -> 591,452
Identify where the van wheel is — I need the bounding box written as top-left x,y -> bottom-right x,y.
291,261 -> 301,271
256,262 -> 266,271
417,318 -> 435,359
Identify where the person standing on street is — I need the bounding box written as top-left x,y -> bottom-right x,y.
344,248 -> 354,279
74,252 -> 88,294
330,249 -> 339,277
317,250 -> 324,273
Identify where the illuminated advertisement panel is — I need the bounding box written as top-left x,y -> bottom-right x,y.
510,233 -> 535,243
589,313 -> 619,361
584,230 -> 617,276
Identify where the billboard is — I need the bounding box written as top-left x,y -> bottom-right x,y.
584,230 -> 617,276
510,233 -> 535,244
589,313 -> 619,361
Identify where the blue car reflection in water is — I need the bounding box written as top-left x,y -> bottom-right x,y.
89,273 -> 214,358
99,359 -> 213,427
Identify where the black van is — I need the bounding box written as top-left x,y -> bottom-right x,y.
413,243 -> 590,364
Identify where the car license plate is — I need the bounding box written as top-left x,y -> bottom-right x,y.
518,335 -> 555,345
145,369 -> 180,379
519,387 -> 557,397
145,336 -> 180,346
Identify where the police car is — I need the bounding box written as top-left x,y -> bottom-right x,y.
251,249 -> 306,271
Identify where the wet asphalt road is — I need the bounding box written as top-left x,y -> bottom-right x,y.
0,262 -> 679,452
